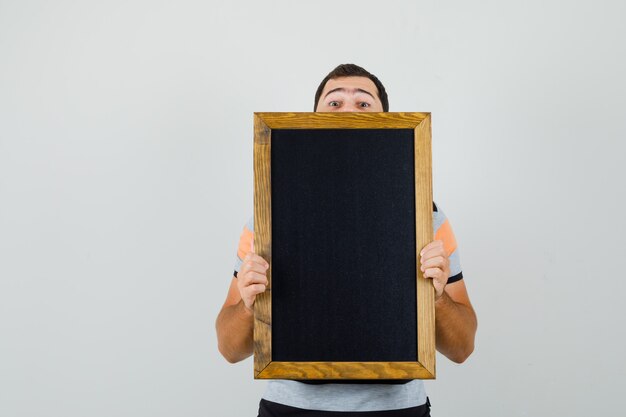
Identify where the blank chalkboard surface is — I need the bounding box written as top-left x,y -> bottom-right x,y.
253,113 -> 435,380
271,128 -> 416,362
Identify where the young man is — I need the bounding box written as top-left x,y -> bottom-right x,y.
216,64 -> 477,416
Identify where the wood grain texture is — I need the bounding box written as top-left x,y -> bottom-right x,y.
257,362 -> 435,380
253,114 -> 272,377
414,114 -> 436,377
255,112 -> 429,129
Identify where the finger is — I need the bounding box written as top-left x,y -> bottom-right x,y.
424,268 -> 449,286
240,271 -> 268,285
423,240 -> 444,253
243,251 -> 266,266
420,256 -> 447,271
250,238 -> 255,254
420,242 -> 446,259
422,267 -> 436,279
420,240 -> 442,256
244,284 -> 266,297
239,274 -> 262,296
419,243 -> 431,257
245,253 -> 269,269
420,252 -> 446,271
242,260 -> 269,275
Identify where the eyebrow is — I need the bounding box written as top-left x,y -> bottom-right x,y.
323,87 -> 376,100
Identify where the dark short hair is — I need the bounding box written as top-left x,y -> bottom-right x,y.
314,64 -> 389,112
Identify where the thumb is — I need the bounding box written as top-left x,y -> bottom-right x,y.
250,238 -> 255,254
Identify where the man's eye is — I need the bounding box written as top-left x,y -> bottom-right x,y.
359,102 -> 370,108
329,101 -> 340,107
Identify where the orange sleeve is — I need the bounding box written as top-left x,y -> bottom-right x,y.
434,218 -> 458,257
236,226 -> 254,260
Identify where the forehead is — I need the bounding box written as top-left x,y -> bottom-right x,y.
321,76 -> 380,98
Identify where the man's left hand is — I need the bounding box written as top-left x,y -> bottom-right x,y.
420,240 -> 450,300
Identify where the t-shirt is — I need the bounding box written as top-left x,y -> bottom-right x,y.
232,203 -> 463,412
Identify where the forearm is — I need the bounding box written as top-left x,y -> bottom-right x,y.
435,291 -> 477,363
216,299 -> 254,363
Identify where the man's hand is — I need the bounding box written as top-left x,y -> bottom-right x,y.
216,241 -> 269,363
420,240 -> 450,300
237,246 -> 269,311
421,240 -> 477,363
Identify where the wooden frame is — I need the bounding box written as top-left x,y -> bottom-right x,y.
253,112 -> 435,380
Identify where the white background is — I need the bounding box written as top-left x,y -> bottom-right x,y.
1,1 -> 625,416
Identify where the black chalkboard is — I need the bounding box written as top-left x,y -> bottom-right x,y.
271,129 -> 417,362
252,112 -> 435,380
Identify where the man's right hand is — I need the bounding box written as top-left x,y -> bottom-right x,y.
237,250 -> 269,311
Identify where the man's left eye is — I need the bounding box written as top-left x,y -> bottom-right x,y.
359,102 -> 370,108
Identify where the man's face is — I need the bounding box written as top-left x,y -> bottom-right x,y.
316,76 -> 384,112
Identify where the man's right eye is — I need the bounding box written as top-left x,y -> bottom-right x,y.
328,101 -> 340,107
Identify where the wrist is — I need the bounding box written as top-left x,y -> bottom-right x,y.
239,299 -> 254,316
435,289 -> 449,306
